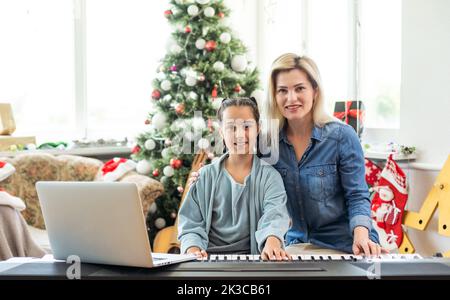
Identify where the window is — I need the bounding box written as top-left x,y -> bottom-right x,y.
86,0 -> 170,140
0,0 -> 170,143
359,0 -> 401,128
256,0 -> 402,129
0,0 -> 76,141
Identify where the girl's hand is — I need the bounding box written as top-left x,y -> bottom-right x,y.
261,236 -> 291,261
352,226 -> 389,257
186,246 -> 208,259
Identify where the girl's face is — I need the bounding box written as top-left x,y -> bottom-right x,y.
220,106 -> 259,155
275,69 -> 317,122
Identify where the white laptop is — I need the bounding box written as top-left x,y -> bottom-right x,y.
36,181 -> 196,268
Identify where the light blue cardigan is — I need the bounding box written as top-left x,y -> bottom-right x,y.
178,153 -> 290,254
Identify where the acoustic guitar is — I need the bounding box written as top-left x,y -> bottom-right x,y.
153,150 -> 207,253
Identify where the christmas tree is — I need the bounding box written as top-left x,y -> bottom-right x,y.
131,0 -> 260,246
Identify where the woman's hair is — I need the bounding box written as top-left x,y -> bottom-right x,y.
216,97 -> 261,155
260,53 -> 335,159
265,53 -> 335,129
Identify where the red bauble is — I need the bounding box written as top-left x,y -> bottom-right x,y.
211,84 -> 218,98
198,74 -> 205,81
132,145 -> 141,154
234,84 -> 241,93
185,26 -> 191,33
205,40 -> 217,52
144,119 -> 150,125
152,169 -> 160,177
177,186 -> 184,193
170,158 -> 183,169
169,65 -> 177,72
164,10 -> 172,17
175,103 -> 185,115
218,12 -> 225,18
151,89 -> 161,100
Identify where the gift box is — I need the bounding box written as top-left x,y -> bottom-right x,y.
333,100 -> 365,137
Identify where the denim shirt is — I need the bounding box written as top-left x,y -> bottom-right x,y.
273,121 -> 379,253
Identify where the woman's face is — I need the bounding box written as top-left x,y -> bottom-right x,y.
220,106 -> 259,155
275,69 -> 317,122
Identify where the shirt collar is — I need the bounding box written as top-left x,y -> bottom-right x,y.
279,123 -> 324,144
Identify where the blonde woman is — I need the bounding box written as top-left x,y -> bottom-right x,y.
262,53 -> 386,256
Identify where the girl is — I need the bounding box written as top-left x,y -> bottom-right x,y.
178,97 -> 290,261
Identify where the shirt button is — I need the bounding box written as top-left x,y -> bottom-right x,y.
318,170 -> 324,176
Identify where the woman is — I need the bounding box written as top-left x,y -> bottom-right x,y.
178,97 -> 290,260
263,53 -> 384,256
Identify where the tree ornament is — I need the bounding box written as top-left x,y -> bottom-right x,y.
219,32 -> 231,44
136,159 -> 152,174
144,139 -> 156,150
185,26 -> 191,33
185,75 -> 197,86
234,84 -> 242,93
177,186 -> 184,193
211,84 -> 218,98
212,98 -> 222,109
213,61 -> 224,72
148,202 -> 157,214
152,168 -> 160,177
170,158 -> 183,169
218,11 -> 225,18
205,40 -> 217,52
171,212 -> 177,219
155,217 -> 166,229
164,139 -> 172,146
187,5 -> 199,16
198,73 -> 205,81
160,176 -> 170,185
152,112 -> 167,130
170,44 -> 182,54
188,91 -> 198,100
175,103 -> 185,115
207,152 -> 215,160
163,94 -> 172,101
151,89 -> 161,100
164,10 -> 173,17
169,65 -> 177,72
144,119 -> 150,125
160,80 -> 172,91
231,55 -> 248,72
203,7 -> 215,17
161,148 -> 171,159
198,138 -> 210,150
132,145 -> 141,154
207,118 -> 214,133
195,38 -> 206,50
163,165 -> 175,177
196,0 -> 209,5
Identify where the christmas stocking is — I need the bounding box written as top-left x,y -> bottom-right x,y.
101,158 -> 136,182
370,154 -> 408,250
365,158 -> 382,188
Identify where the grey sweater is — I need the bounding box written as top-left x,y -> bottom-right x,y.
178,153 -> 289,254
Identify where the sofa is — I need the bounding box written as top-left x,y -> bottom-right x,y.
0,153 -> 164,252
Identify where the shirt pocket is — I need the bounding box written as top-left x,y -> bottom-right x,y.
304,164 -> 337,203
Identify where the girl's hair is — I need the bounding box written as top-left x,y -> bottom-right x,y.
261,53 -> 336,158
216,96 -> 261,155
216,97 -> 260,123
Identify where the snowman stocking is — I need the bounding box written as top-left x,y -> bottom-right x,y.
370,154 -> 408,250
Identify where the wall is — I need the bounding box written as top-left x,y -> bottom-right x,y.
396,0 -> 450,256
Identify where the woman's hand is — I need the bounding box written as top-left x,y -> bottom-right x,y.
261,236 -> 291,261
187,163 -> 204,187
352,226 -> 388,257
186,246 -> 208,259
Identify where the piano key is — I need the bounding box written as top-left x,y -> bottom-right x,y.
231,255 -> 239,261
210,255 -> 218,261
239,255 -> 247,261
218,255 -> 225,261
